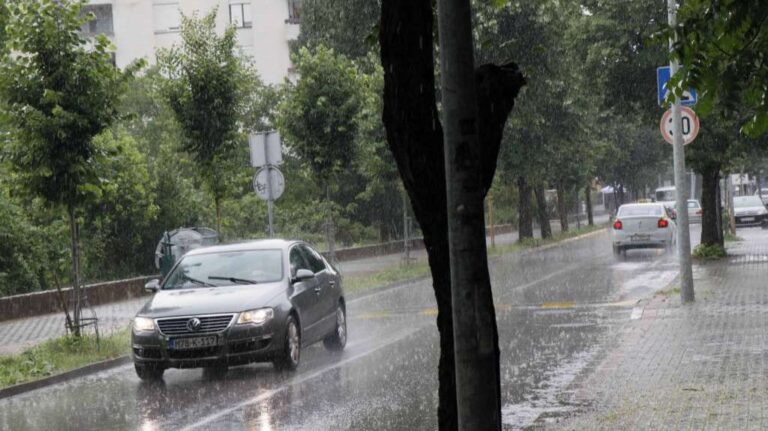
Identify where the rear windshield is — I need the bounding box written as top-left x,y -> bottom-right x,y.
687,201 -> 700,209
734,196 -> 764,208
617,205 -> 662,217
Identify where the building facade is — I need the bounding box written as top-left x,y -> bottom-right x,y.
84,0 -> 301,85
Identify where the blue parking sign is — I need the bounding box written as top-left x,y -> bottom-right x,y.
657,66 -> 697,107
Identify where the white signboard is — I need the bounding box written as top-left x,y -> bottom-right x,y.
660,107 -> 699,145
253,167 -> 285,201
248,132 -> 282,167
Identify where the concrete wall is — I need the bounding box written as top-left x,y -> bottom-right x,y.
0,276 -> 155,323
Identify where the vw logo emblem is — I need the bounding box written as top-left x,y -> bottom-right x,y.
187,317 -> 202,332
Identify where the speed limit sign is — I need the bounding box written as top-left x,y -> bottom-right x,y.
660,107 -> 699,145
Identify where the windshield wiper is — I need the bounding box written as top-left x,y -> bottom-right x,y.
208,276 -> 259,285
182,275 -> 217,287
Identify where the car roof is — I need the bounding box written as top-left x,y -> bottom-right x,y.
184,239 -> 302,256
619,203 -> 664,208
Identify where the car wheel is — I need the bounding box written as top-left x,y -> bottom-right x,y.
612,245 -> 622,257
273,315 -> 300,371
135,363 -> 164,381
323,303 -> 347,352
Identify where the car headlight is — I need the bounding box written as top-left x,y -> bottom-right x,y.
133,317 -> 155,332
237,308 -> 274,325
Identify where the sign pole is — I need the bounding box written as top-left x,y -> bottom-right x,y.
667,0 -> 694,303
264,134 -> 274,237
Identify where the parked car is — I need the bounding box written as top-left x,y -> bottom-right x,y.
685,199 -> 703,224
754,188 -> 768,206
131,239 -> 346,380
611,203 -> 676,256
733,195 -> 768,226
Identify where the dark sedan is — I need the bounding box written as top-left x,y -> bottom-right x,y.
131,239 -> 346,380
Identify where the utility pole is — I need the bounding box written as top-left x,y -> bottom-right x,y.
667,0 -> 695,303
437,0 -> 501,428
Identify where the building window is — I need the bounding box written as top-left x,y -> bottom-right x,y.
153,2 -> 181,33
229,2 -> 252,28
80,4 -> 114,35
286,0 -> 301,24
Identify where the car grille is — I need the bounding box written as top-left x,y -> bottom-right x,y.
168,346 -> 222,360
156,314 -> 235,336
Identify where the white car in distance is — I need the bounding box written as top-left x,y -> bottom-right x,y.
612,203 -> 677,256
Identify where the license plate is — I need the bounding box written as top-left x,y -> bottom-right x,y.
631,234 -> 651,241
741,217 -> 755,222
169,335 -> 218,350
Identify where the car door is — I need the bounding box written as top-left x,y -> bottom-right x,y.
288,245 -> 323,343
299,244 -> 337,336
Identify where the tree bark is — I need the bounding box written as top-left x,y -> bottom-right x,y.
67,205 -> 81,337
700,166 -> 724,247
556,182 -> 569,232
534,182 -> 552,239
585,183 -> 594,226
517,176 -> 534,240
214,195 -> 222,236
380,1 -> 524,427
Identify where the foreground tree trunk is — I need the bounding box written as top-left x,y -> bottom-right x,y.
380,1 -> 524,427
517,176 -> 534,240
556,182 -> 569,232
585,184 -> 594,226
700,166 -> 724,247
534,182 -> 552,239
67,205 -> 82,337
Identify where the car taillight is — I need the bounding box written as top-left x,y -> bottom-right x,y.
613,220 -> 623,230
658,218 -> 669,228
696,209 -> 702,215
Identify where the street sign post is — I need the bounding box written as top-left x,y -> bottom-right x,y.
249,131 -> 284,237
657,66 -> 697,107
660,106 -> 699,145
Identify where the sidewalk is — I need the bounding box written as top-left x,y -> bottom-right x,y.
549,228 -> 768,430
0,214 -> 608,356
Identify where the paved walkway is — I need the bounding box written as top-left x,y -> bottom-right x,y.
548,227 -> 768,430
0,214 -> 608,356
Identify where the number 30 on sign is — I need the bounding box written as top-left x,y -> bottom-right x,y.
660,107 -> 699,145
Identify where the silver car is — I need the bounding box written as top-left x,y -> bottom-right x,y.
611,203 -> 677,256
733,195 -> 768,226
686,199 -> 703,224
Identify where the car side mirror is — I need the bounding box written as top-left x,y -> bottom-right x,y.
292,269 -> 315,283
144,279 -> 160,293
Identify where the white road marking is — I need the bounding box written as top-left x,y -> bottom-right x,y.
630,306 -> 644,320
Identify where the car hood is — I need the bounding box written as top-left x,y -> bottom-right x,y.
734,206 -> 766,216
138,282 -> 286,318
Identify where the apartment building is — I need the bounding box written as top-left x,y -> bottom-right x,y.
83,0 -> 301,84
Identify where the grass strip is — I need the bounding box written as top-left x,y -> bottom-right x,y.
0,328 -> 130,389
344,223 -> 606,295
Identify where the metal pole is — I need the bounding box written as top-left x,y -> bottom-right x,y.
265,133 -> 274,237
668,0 -> 694,303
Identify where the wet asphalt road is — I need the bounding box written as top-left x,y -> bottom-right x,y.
0,227 -> 697,430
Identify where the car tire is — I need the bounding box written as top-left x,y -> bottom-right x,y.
323,303 -> 347,352
135,363 -> 164,381
612,245 -> 622,257
273,315 -> 300,371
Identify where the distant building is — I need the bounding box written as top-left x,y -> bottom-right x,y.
83,0 -> 302,85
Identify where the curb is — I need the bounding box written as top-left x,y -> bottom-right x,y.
0,355 -> 131,400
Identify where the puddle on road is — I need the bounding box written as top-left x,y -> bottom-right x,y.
500,347 -> 599,430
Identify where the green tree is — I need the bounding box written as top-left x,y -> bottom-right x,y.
0,0 -> 139,334
673,0 -> 768,136
297,0 -> 380,59
158,10 -> 250,234
276,45 -> 362,255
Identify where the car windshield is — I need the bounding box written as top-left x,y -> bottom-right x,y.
162,249 -> 283,289
617,205 -> 662,217
734,196 -> 764,208
655,190 -> 675,201
687,201 -> 700,209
